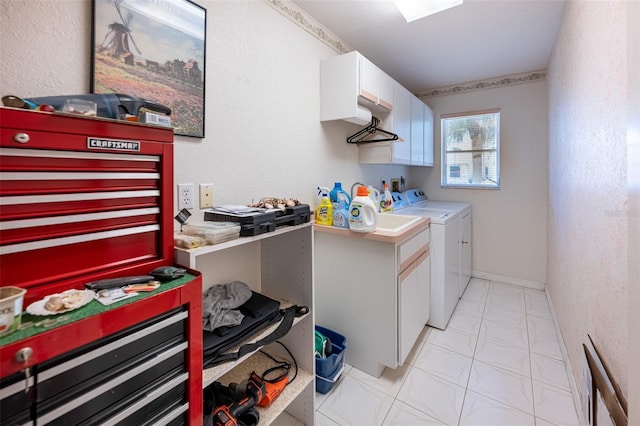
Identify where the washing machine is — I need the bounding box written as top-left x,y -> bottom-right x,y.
391,189 -> 472,330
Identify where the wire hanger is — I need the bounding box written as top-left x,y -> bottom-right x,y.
347,116 -> 399,144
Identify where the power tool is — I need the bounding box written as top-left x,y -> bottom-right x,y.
211,372 -> 265,426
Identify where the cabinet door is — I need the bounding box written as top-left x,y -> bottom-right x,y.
398,250 -> 429,365
378,70 -> 394,111
410,96 -> 425,165
459,211 -> 472,297
392,83 -> 411,164
424,103 -> 434,167
359,54 -> 379,104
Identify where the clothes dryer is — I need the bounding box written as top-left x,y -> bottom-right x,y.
390,189 -> 472,330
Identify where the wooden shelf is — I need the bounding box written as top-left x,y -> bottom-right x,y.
202,301 -> 308,388
213,350 -> 314,425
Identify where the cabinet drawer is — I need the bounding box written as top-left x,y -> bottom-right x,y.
34,308 -> 188,425
398,227 -> 430,272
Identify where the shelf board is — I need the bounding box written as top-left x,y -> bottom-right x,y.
175,222 -> 312,261
212,350 -> 314,425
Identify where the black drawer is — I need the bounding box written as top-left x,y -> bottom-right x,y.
38,356 -> 186,425
33,307 -> 189,425
0,371 -> 33,424
36,307 -> 186,402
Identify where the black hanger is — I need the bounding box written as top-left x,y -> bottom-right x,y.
347,116 -> 399,144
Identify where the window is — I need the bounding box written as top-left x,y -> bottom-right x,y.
441,109 -> 500,189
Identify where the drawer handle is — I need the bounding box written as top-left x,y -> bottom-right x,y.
14,347 -> 33,363
13,132 -> 30,143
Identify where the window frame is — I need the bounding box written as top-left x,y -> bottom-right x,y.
440,108 -> 501,189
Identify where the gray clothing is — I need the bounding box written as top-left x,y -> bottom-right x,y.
202,281 -> 252,332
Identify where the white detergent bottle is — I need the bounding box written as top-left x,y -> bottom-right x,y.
348,186 -> 377,233
380,182 -> 394,213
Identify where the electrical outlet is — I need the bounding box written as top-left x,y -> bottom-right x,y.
178,183 -> 195,210
199,183 -> 213,208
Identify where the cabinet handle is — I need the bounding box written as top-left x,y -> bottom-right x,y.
461,240 -> 470,244
13,132 -> 30,143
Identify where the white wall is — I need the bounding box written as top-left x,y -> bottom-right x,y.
415,81 -> 549,286
0,0 -> 411,223
547,0 -> 629,402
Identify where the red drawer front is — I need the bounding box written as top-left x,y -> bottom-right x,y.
1,145 -> 165,291
1,230 -> 159,288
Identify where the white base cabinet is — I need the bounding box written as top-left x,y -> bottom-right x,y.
175,224 -> 315,425
314,224 -> 430,378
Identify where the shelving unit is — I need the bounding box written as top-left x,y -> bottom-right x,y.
175,222 -> 315,425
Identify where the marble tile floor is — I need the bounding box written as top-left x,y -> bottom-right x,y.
314,278 -> 581,426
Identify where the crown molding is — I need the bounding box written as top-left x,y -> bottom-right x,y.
265,1 -> 546,98
265,0 -> 352,54
416,70 -> 547,99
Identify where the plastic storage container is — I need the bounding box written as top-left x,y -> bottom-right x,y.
0,286 -> 27,336
315,325 -> 347,393
181,221 -> 240,245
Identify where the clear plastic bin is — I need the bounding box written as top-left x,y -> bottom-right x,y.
182,221 -> 240,245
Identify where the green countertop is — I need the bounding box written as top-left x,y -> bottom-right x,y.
0,273 -> 197,348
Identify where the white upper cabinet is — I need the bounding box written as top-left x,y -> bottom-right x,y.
358,81 -> 410,165
378,70 -> 394,111
423,103 -> 434,167
411,95 -> 425,166
320,51 -> 433,167
320,51 -> 392,126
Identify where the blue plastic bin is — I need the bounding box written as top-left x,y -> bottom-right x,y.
315,360 -> 345,394
315,325 -> 347,378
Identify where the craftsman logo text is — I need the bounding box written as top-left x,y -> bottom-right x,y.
87,138 -> 140,151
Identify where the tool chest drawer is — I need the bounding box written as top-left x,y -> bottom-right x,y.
0,370 -> 33,424
0,108 -> 204,425
0,107 -> 175,303
0,308 -> 190,426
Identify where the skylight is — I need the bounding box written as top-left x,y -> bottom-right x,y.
393,0 -> 463,22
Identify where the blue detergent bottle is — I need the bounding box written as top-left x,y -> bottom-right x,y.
330,182 -> 351,229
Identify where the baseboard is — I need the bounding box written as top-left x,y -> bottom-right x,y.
472,270 -> 545,290
544,288 -> 585,425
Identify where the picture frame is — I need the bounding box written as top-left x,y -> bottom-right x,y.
92,0 -> 206,138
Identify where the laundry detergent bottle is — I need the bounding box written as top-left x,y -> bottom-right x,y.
330,182 -> 351,229
380,183 -> 394,213
315,187 -> 333,226
348,186 -> 377,232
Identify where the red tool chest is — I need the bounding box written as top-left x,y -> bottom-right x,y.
0,108 -> 203,425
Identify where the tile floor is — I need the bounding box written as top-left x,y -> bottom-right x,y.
314,278 -> 581,426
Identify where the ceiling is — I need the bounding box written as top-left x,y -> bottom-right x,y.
291,0 -> 566,92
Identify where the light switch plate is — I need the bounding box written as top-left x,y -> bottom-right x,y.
200,183 -> 213,208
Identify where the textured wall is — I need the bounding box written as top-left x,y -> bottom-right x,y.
547,0 -> 628,398
0,0 -> 411,220
416,81 -> 549,286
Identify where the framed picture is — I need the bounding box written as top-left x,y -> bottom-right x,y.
92,0 -> 206,138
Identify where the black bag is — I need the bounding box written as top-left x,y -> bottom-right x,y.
203,291 -> 282,368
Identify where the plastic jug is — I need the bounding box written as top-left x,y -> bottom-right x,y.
315,187 -> 333,226
380,183 -> 394,213
367,185 -> 381,212
329,182 -> 351,208
330,182 -> 351,229
348,186 -> 377,233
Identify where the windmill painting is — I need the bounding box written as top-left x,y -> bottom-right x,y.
92,0 -> 206,137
